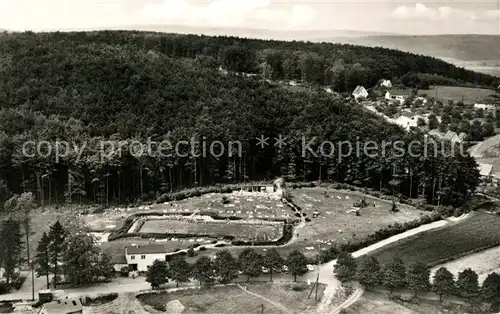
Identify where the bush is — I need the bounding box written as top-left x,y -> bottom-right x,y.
214,243 -> 225,247
84,293 -> 118,306
187,248 -> 196,257
0,282 -> 10,294
10,275 -> 26,290
198,246 -> 206,251
221,196 -> 230,204
454,208 -> 463,217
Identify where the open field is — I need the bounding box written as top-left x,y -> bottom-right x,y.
138,217 -> 283,241
290,187 -> 427,248
344,291 -> 475,314
418,85 -> 498,104
365,212 -> 500,266
138,284 -> 316,314
431,245 -> 500,284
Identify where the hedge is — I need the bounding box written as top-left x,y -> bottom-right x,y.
231,223 -> 294,246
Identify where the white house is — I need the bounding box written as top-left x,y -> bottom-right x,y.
478,163 -> 493,178
381,79 -> 392,88
38,297 -> 83,314
474,103 -> 496,111
385,90 -> 411,104
125,244 -> 174,272
352,86 -> 368,101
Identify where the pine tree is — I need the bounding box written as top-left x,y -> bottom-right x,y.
432,267 -> 455,302
356,257 -> 381,288
382,257 -> 406,294
35,232 -> 51,289
407,262 -> 430,297
0,219 -> 23,284
168,255 -> 191,287
48,221 -> 66,288
146,260 -> 169,289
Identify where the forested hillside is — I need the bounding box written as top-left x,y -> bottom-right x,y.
0,31 -> 480,208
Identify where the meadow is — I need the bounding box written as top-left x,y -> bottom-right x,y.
417,85 -> 497,104
364,212 -> 500,266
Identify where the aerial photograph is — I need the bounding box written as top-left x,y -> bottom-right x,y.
0,0 -> 499,313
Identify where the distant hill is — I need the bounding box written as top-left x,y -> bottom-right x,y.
326,35 -> 500,61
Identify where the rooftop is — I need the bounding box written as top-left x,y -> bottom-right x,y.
478,163 -> 493,177
126,244 -> 171,255
42,298 -> 82,314
388,89 -> 411,96
352,85 -> 366,94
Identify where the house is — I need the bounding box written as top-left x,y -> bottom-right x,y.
385,90 -> 411,104
380,79 -> 392,88
289,80 -> 299,86
324,87 -> 333,94
474,103 -> 496,111
458,132 -> 467,142
352,86 -> 368,101
38,297 -> 83,314
443,131 -> 462,143
125,244 -> 171,272
428,129 -> 445,139
478,163 -> 493,178
111,254 -> 128,272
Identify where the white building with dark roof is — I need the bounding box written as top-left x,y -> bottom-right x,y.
125,244 -> 172,272
352,86 -> 368,101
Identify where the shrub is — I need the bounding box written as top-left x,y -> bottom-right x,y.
454,208 -> 463,217
0,282 -> 10,294
214,243 -> 225,247
198,246 -> 206,251
221,196 -> 230,204
187,248 -> 196,257
84,293 -> 118,305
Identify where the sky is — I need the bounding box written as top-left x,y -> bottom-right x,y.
0,0 -> 499,35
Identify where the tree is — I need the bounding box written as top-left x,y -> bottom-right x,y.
62,233 -> 107,286
382,257 -> 406,294
481,272 -> 500,308
48,221 -> 66,288
356,256 -> 381,288
96,253 -> 114,282
287,250 -> 308,282
238,248 -> 262,282
35,232 -> 51,289
417,117 -> 426,127
169,255 -> 191,287
407,262 -> 430,297
214,249 -> 238,284
191,256 -> 214,286
456,268 -> 479,299
146,260 -> 169,289
334,252 -> 357,283
428,114 -> 439,130
264,248 -> 284,281
433,267 -> 455,302
0,219 -> 23,284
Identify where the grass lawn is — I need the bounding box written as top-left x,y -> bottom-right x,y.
364,212 -> 500,266
240,282 -> 326,314
344,291 -> 475,314
137,285 -> 287,314
138,218 -> 283,241
289,187 -> 427,250
417,85 -> 497,104
153,191 -> 291,218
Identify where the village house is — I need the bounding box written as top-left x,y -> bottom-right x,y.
478,163 -> 493,178
352,86 -> 368,101
38,297 -> 83,314
474,103 -> 496,111
125,244 -> 172,272
428,130 -> 465,144
385,90 -> 411,104
380,79 -> 392,88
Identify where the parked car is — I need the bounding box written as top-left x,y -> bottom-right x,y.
306,264 -> 315,271
261,267 -> 270,274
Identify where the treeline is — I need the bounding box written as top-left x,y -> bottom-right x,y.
144,247 -> 309,291
0,31 -> 481,208
335,253 -> 500,312
0,214 -> 113,294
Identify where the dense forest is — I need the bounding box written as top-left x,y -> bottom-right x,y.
0,31 -> 481,208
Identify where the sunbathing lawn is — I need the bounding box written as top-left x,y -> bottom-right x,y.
138,218 -> 283,242
365,212 -> 500,266
417,85 -> 497,104
344,291 -> 475,314
289,187 -> 427,250
137,285 -> 287,314
240,282 -> 326,314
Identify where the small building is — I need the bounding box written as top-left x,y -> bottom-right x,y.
352,86 -> 368,101
385,90 -> 411,104
125,244 -> 171,272
38,297 -> 83,314
289,80 -> 299,86
111,254 -> 128,273
380,79 -> 392,88
474,103 -> 496,111
443,131 -> 462,143
428,129 -> 445,139
324,87 -> 333,94
478,163 -> 493,178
